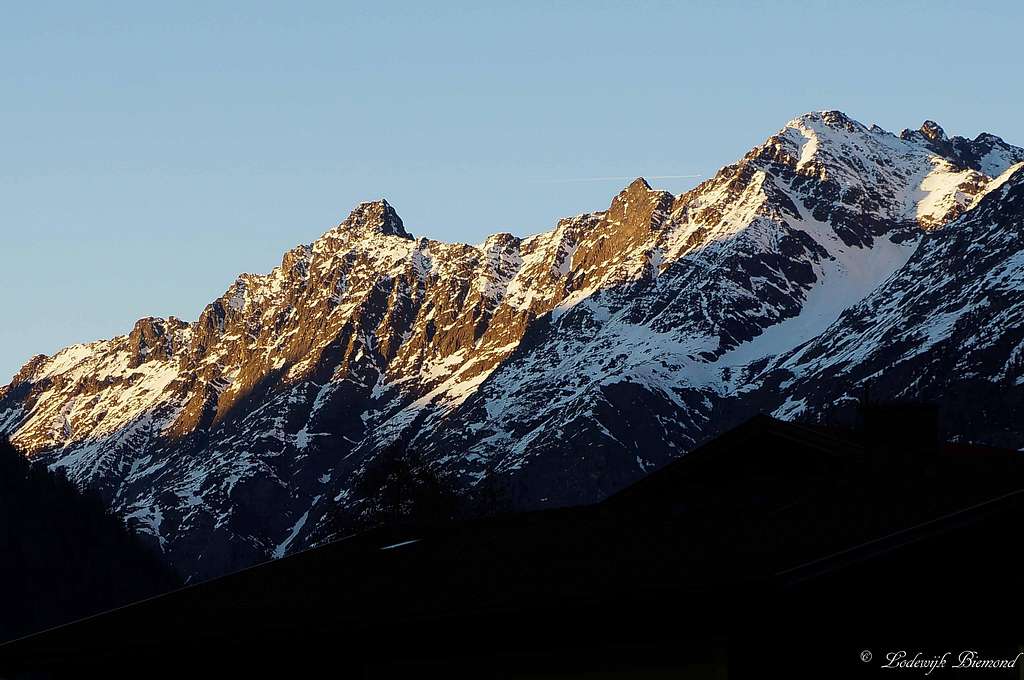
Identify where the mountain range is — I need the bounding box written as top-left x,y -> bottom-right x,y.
2,110 -> 1022,581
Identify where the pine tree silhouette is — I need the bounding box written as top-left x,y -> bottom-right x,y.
354,442 -> 461,528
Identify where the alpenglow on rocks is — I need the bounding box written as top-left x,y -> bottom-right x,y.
2,111 -> 1023,581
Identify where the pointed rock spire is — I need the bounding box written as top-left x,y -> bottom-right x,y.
605,177 -> 673,232
340,199 -> 412,239
622,176 -> 653,194
919,120 -> 947,142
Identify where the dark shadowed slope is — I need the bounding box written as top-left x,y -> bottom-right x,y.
3,412 -> 1023,679
0,438 -> 179,643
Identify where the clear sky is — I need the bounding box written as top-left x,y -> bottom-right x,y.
2,1 -> 1022,382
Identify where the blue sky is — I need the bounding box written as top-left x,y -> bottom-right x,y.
2,1 -> 1022,382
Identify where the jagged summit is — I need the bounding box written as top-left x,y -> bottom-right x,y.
604,177 -> 672,231
919,120 -> 947,141
622,177 -> 653,192
786,112 -> 1023,180
795,110 -> 953,150
788,109 -> 865,133
2,110 -> 1022,582
899,120 -> 1024,177
976,131 -> 1009,144
338,199 -> 411,239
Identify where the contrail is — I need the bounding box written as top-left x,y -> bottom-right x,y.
534,174 -> 703,184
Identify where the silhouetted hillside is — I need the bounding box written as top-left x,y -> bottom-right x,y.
0,438 -> 180,642
6,412 -> 1023,678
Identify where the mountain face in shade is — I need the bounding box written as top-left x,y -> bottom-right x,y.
900,120 -> 1024,178
755,162 -> 1024,445
2,111 -> 1022,581
0,438 -> 179,642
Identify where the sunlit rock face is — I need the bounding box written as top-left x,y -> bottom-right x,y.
3,111 -> 1022,581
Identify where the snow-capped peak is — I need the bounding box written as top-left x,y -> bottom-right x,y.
771,111 -> 993,229
3,110 -> 1022,583
901,122 -> 1024,179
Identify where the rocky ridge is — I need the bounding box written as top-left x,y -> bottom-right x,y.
2,111 -> 1022,580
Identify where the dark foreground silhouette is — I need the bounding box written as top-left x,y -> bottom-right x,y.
0,438 -> 179,643
2,405 -> 1023,679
